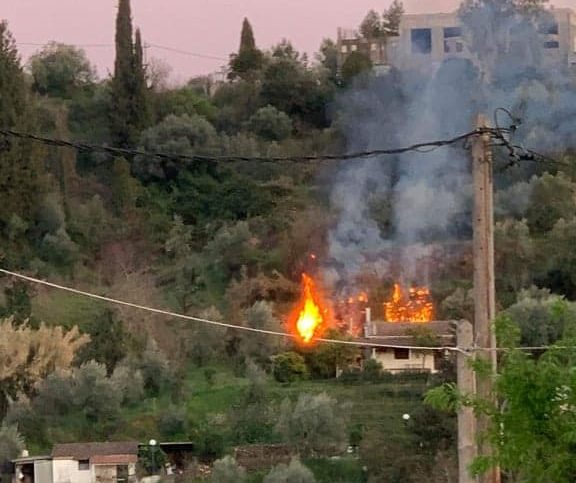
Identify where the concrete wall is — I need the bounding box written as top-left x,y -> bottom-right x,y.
52,459 -> 92,483
372,348 -> 437,373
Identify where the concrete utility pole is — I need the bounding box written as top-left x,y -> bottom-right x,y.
457,320 -> 477,483
472,115 -> 499,483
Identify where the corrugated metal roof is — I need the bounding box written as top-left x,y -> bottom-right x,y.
52,442 -> 138,460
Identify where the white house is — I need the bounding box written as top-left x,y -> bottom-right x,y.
13,442 -> 139,483
363,321 -> 456,374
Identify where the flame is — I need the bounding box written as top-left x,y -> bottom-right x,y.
293,273 -> 327,344
384,283 -> 434,323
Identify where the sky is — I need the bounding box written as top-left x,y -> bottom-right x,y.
3,0 -> 575,83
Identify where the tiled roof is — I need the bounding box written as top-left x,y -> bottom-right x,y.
52,442 -> 139,460
363,320 -> 457,347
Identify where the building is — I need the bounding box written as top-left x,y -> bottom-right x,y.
363,321 -> 456,373
13,442 -> 139,483
395,8 -> 576,71
337,28 -> 391,75
337,7 -> 576,74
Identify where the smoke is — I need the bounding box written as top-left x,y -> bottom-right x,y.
325,2 -> 576,291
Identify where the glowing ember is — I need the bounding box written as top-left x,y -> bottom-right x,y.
384,283 -> 434,323
294,273 -> 327,344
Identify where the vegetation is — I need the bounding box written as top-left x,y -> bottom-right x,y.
0,0 -> 575,480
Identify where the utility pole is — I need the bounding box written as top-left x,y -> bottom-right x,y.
472,115 -> 499,483
457,320 -> 477,483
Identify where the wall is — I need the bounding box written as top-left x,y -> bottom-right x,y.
372,348 -> 437,373
34,460 -> 53,483
52,459 -> 92,483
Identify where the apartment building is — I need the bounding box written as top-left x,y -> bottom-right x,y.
337,7 -> 576,74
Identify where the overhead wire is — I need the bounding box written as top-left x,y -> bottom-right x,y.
0,268 -> 465,354
0,127 -> 505,164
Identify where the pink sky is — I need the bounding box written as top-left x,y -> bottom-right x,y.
3,0 -> 575,83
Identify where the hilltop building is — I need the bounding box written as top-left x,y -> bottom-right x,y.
337,7 -> 576,74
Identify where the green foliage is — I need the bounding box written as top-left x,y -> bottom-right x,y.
383,0 -> 405,35
303,330 -> 360,379
77,309 -> 132,373
247,106 -> 293,141
0,424 -> 24,480
111,157 -> 140,216
362,359 -> 383,382
158,405 -> 188,438
273,352 -> 308,383
212,455 -> 246,483
360,10 -> 384,39
341,52 -> 373,86
263,458 -> 316,483
526,173 -> 576,234
29,42 -> 96,98
109,0 -> 149,147
229,18 -> 264,81
139,444 -> 168,476
0,281 -> 33,325
276,392 -> 348,456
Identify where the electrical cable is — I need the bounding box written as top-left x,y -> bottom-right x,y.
0,268 -> 465,353
0,127 -> 503,164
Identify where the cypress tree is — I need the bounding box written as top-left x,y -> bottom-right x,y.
229,18 -> 264,80
110,0 -> 149,147
132,28 -> 150,133
0,21 -> 45,227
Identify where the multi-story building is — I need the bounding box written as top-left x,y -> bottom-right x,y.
337,7 -> 576,74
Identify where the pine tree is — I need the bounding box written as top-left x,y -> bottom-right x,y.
383,0 -> 404,36
0,21 -> 45,227
110,0 -> 149,147
229,18 -> 264,80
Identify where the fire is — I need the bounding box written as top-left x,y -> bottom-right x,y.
293,273 -> 327,344
384,283 -> 434,323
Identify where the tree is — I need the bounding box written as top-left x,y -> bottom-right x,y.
110,0 -> 149,147
0,318 -> 89,418
341,52 -> 373,86
241,301 -> 284,364
360,10 -> 384,39
317,39 -> 339,84
111,157 -> 140,216
273,351 -> 308,383
383,0 -> 405,36
0,21 -> 45,227
264,459 -> 316,483
304,329 -> 360,379
526,173 -> 576,234
29,42 -> 96,97
229,18 -> 264,81
211,456 -> 246,483
276,392 -> 348,456
0,424 -> 24,481
246,105 -> 293,141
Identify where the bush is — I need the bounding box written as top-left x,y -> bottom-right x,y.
211,456 -> 246,483
0,424 -> 25,480
158,406 -> 188,438
362,359 -> 383,383
264,458 -> 316,483
273,352 -> 308,383
246,105 -> 293,141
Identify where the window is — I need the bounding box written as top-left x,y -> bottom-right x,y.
544,41 -> 560,49
411,28 -> 432,54
371,43 -> 378,52
78,460 -> 90,471
444,26 -> 462,38
539,22 -> 559,35
456,42 -> 464,53
341,45 -> 348,53
394,348 -> 410,360
351,44 -> 358,52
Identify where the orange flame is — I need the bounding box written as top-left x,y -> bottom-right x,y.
384,283 -> 434,323
293,273 -> 327,344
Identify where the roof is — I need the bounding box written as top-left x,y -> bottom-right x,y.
52,442 -> 139,460
12,456 -> 52,464
364,321 -> 456,348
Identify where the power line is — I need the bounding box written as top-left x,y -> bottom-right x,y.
0,268 -> 463,353
0,127 -> 503,164
146,43 -> 228,61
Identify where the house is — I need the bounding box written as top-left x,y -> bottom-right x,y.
363,320 -> 456,374
13,442 -> 139,483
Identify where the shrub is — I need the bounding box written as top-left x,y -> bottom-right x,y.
211,456 -> 246,483
273,352 -> 308,383
264,458 -> 315,483
246,105 -> 293,141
